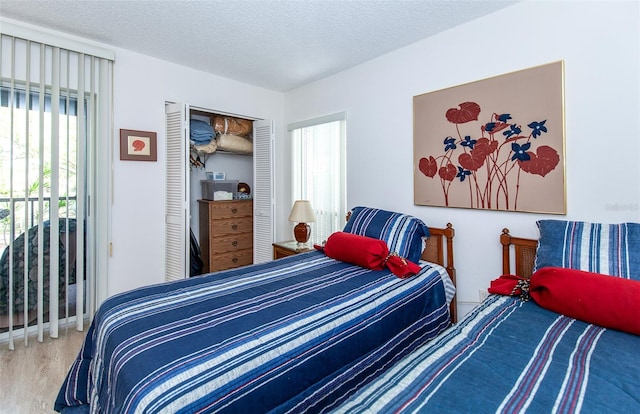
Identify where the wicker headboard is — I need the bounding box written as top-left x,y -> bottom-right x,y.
500,228 -> 538,279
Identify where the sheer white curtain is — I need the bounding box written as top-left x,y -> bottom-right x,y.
289,113 -> 346,245
0,20 -> 113,349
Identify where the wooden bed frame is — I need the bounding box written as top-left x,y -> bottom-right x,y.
422,224 -> 456,323
500,228 -> 538,279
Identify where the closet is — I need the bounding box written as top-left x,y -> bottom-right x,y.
165,103 -> 275,281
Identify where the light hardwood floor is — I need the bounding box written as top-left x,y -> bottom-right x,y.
0,328 -> 86,414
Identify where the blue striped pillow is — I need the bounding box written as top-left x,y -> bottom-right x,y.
534,220 -> 640,280
343,206 -> 429,263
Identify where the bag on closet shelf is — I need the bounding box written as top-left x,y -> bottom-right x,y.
213,116 -> 253,137
217,134 -> 253,154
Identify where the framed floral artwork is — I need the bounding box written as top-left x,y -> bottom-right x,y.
120,129 -> 157,161
413,61 -> 566,214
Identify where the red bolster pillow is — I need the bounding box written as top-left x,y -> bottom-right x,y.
322,231 -> 387,270
318,232 -> 421,278
530,267 -> 640,336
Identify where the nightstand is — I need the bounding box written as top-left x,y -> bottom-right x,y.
272,240 -> 314,259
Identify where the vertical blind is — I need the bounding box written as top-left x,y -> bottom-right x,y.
0,21 -> 113,350
289,113 -> 346,245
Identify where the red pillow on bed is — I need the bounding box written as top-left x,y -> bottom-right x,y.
317,232 -> 421,278
490,267 -> 640,335
530,267 -> 640,335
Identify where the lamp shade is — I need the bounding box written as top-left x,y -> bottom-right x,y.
288,200 -> 316,223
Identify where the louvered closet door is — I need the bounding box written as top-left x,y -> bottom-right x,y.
253,120 -> 275,264
165,103 -> 190,281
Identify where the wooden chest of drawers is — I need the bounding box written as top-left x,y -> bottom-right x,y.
198,199 -> 253,273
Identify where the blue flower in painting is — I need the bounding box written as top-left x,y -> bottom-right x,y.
456,166 -> 471,182
460,135 -> 477,149
528,120 -> 547,138
497,113 -> 512,123
511,142 -> 531,161
503,124 -> 522,139
484,122 -> 497,132
444,136 -> 457,151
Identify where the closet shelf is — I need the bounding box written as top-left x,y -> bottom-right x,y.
190,145 -> 252,169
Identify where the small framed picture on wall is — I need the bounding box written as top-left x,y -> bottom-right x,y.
120,129 -> 157,161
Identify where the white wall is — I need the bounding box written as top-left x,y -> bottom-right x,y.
283,0 -> 640,317
110,49 -> 284,295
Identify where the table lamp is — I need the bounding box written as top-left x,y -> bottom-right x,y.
288,200 -> 316,245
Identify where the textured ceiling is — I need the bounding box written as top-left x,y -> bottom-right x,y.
0,0 -> 518,92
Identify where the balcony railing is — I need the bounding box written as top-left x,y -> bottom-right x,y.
0,196 -> 77,250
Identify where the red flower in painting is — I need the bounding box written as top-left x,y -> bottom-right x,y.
445,102 -> 481,124
458,138 -> 498,171
438,163 -> 457,181
517,145 -> 560,177
418,156 -> 438,178
472,138 -> 498,158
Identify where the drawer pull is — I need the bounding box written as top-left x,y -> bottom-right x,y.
232,208 -> 238,214
232,241 -> 238,246
232,258 -> 238,263
232,224 -> 238,230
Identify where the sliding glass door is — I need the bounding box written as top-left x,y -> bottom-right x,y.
0,25 -> 113,349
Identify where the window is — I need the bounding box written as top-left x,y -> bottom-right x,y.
289,112 -> 346,244
0,86 -> 80,237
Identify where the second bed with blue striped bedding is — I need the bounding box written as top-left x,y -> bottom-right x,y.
334,294 -> 640,414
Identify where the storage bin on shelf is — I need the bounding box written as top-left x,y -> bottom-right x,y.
200,180 -> 239,200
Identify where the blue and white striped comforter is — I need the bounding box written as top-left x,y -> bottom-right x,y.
54,251 -> 453,413
335,295 -> 640,414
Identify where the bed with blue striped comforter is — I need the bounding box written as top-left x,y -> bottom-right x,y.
335,294 -> 640,413
54,251 -> 453,413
